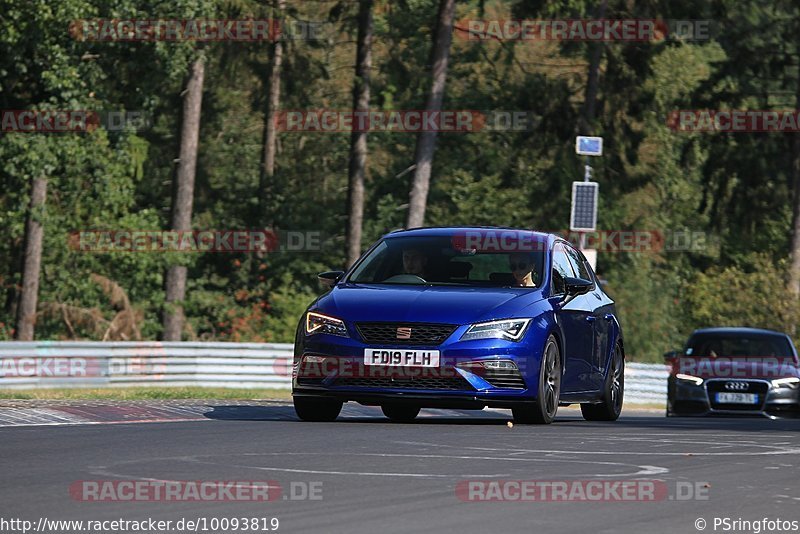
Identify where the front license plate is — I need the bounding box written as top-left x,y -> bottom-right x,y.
715,392 -> 758,404
364,349 -> 440,367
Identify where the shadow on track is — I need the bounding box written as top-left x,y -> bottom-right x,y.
200,403 -> 799,432
203,405 -> 298,421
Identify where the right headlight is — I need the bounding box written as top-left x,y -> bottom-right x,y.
675,373 -> 704,386
305,312 -> 348,337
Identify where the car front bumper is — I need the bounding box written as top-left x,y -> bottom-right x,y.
291,331 -> 545,408
667,378 -> 800,417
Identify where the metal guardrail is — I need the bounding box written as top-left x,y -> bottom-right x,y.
0,341 -> 294,389
0,342 -> 668,404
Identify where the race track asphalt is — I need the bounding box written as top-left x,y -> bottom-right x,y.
1,402 -> 798,534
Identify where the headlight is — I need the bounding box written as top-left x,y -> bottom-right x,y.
771,377 -> 800,389
460,319 -> 531,342
305,312 -> 348,337
675,373 -> 704,386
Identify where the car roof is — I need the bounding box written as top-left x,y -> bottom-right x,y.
382,226 -> 553,241
690,327 -> 789,338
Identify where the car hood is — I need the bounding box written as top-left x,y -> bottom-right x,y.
314,283 -> 546,325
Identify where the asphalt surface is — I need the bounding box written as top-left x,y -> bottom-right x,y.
1,402 -> 799,534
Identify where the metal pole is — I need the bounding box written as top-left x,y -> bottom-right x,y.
580,157 -> 591,250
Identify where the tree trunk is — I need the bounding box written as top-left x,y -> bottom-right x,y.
345,0 -> 374,268
579,0 -> 607,134
405,0 -> 456,229
259,0 -> 285,225
15,176 -> 47,341
163,56 -> 205,341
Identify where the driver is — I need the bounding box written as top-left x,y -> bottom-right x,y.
508,252 -> 536,287
402,248 -> 429,279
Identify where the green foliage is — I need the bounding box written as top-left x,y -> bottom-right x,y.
1,0 -> 800,354
683,255 -> 800,338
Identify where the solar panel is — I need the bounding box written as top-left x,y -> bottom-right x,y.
570,182 -> 598,231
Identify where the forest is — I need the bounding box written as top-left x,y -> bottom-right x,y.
2,0 -> 799,362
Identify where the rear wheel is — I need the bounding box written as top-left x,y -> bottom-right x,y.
512,335 -> 561,424
293,396 -> 343,422
381,404 -> 420,423
581,343 -> 624,421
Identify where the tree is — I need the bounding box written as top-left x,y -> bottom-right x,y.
406,0 -> 456,228
345,0 -> 374,267
258,0 -> 286,225
15,176 -> 47,340
163,56 -> 205,341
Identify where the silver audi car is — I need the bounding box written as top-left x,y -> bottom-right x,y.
665,327 -> 800,418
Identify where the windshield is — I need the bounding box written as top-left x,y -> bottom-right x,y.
348,235 -> 546,287
685,334 -> 794,359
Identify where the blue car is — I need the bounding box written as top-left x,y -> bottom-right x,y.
292,227 -> 624,424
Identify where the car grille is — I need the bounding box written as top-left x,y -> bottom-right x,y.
706,380 -> 768,411
334,375 -> 474,391
482,369 -> 527,389
356,322 -> 457,346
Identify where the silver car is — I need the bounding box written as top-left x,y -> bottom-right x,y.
665,327 -> 800,418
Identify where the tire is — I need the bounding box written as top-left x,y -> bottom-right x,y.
581,342 -> 624,421
512,335 -> 561,424
381,404 -> 421,423
293,396 -> 343,422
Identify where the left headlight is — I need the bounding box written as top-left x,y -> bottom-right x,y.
460,318 -> 531,342
771,377 -> 800,389
305,311 -> 348,337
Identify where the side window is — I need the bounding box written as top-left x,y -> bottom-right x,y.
551,243 -> 575,295
564,245 -> 592,283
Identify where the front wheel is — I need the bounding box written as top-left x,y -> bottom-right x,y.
512,335 -> 561,424
293,396 -> 343,422
381,404 -> 420,423
581,342 -> 624,421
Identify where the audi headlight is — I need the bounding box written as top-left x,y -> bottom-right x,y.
675,373 -> 704,386
460,319 -> 531,342
771,377 -> 800,389
305,312 -> 348,337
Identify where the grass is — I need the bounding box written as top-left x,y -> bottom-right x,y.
0,387 -> 293,401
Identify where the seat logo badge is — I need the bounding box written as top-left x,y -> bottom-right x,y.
724,381 -> 748,391
396,327 -> 412,339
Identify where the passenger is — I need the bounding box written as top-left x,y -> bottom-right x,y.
508,252 -> 536,287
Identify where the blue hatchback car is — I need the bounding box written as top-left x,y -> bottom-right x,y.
292,227 -> 624,424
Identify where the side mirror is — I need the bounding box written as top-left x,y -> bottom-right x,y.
663,350 -> 681,362
317,270 -> 344,288
564,277 -> 593,297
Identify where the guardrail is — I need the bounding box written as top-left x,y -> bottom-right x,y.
0,342 -> 667,404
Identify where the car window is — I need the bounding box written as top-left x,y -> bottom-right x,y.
686,334 -> 794,358
348,234 -> 546,287
564,245 -> 592,282
551,243 -> 574,294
